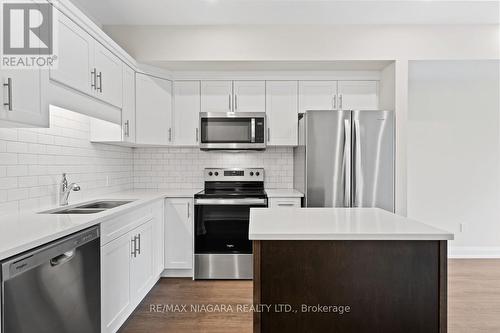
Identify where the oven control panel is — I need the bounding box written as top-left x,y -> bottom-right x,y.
205,168 -> 264,182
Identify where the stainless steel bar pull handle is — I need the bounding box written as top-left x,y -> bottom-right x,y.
352,118 -> 361,207
333,95 -> 337,110
187,202 -> 190,218
343,119 -> 351,207
235,95 -> 238,110
97,72 -> 103,92
131,237 -> 137,257
195,128 -> 199,142
228,94 -> 232,111
91,69 -> 96,90
124,120 -> 129,137
267,128 -> 270,142
168,128 -> 172,142
3,78 -> 12,111
339,94 -> 343,109
137,234 -> 141,255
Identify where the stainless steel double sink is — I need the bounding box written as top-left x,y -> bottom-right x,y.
40,200 -> 135,214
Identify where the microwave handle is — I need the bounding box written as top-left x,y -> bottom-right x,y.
251,118 -> 256,143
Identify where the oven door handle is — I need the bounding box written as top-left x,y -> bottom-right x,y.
194,198 -> 268,206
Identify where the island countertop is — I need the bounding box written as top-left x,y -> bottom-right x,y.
249,207 -> 454,241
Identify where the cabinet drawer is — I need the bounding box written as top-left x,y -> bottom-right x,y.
269,198 -> 302,208
101,204 -> 153,246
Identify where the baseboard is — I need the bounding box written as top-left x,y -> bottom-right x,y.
161,268 -> 193,278
448,246 -> 500,258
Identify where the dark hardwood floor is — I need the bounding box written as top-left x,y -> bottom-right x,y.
119,279 -> 253,333
120,260 -> 500,333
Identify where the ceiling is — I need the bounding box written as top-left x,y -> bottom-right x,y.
70,0 -> 499,26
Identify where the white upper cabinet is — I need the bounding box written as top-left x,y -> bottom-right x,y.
94,43 -> 123,108
121,65 -> 136,143
136,73 -> 172,145
337,81 -> 379,110
299,81 -> 338,112
0,69 -> 48,127
201,81 -> 232,113
233,81 -> 266,112
165,198 -> 193,270
266,81 -> 298,146
50,13 -> 94,96
173,81 -> 200,146
49,11 -> 123,108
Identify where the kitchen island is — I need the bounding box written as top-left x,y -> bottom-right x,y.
249,208 -> 453,333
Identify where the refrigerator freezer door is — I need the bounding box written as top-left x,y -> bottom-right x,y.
305,110 -> 351,207
352,110 -> 394,212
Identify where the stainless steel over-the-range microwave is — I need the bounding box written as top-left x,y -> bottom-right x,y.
199,112 -> 266,151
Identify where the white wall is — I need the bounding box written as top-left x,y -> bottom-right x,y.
407,60 -> 500,256
104,24 -> 499,61
133,147 -> 293,190
0,106 -> 134,214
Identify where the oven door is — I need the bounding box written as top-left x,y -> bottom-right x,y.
199,112 -> 266,150
194,198 -> 267,254
194,198 -> 267,279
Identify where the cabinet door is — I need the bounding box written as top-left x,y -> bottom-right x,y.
122,65 -> 136,143
101,233 -> 131,333
94,43 -> 123,108
1,69 -> 48,127
266,81 -> 298,146
49,13 -> 93,96
165,198 -> 193,269
173,81 -> 200,146
201,81 -> 232,113
233,81 -> 266,112
338,81 -> 379,110
130,220 -> 154,306
152,200 -> 165,276
136,73 -> 172,145
298,81 -> 338,113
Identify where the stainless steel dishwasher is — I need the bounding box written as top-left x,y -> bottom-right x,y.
1,226 -> 100,333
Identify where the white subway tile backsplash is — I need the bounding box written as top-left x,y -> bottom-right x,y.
133,147 -> 294,190
0,107 -> 134,215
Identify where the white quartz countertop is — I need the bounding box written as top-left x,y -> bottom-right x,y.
249,208 -> 454,241
0,189 -> 200,261
265,189 -> 304,198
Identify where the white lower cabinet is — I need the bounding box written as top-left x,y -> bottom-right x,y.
101,200 -> 164,333
101,233 -> 132,333
164,198 -> 193,270
130,221 -> 154,306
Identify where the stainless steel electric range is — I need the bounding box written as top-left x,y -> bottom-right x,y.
194,168 -> 267,279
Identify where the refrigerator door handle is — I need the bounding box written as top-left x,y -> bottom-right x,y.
352,118 -> 362,207
343,119 -> 351,207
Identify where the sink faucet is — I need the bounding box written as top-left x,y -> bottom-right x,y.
60,173 -> 81,206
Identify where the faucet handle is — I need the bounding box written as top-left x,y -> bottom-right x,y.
73,185 -> 81,192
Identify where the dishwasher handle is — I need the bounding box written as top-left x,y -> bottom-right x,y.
1,226 -> 99,281
50,250 -> 76,266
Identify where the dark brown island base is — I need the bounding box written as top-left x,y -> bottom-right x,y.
249,208 -> 453,333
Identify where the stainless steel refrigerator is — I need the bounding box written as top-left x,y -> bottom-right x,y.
294,110 -> 395,212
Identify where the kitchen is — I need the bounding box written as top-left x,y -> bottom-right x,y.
0,1 -> 499,332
